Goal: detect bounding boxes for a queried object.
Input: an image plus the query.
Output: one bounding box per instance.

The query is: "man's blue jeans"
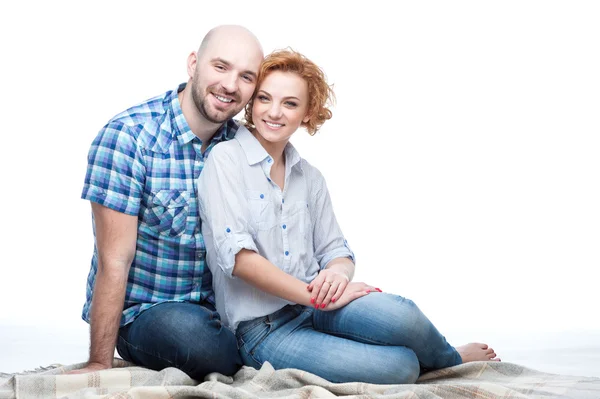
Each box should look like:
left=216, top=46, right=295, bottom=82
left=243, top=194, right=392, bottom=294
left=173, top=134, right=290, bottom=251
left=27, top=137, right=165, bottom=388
left=236, top=293, right=462, bottom=384
left=116, top=301, right=241, bottom=380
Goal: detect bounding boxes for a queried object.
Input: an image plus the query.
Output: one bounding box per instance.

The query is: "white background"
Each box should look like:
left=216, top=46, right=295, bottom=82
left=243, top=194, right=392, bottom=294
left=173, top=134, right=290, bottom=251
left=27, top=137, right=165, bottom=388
left=1, top=1, right=599, bottom=375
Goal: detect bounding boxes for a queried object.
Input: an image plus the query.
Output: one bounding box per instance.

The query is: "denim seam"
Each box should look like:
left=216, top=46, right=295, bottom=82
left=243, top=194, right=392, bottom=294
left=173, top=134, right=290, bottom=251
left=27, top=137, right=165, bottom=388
left=315, top=328, right=395, bottom=346
left=248, top=321, right=272, bottom=357
left=119, top=336, right=177, bottom=366
left=194, top=303, right=215, bottom=321
left=243, top=343, right=265, bottom=368
left=237, top=335, right=265, bottom=368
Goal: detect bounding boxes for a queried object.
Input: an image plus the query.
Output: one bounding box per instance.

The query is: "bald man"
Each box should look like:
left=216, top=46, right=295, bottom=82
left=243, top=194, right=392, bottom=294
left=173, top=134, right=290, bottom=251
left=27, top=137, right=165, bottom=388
left=73, top=25, right=264, bottom=378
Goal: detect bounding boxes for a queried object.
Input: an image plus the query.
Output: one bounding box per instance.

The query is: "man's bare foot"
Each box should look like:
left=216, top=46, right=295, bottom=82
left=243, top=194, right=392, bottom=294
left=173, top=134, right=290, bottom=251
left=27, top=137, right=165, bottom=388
left=457, top=343, right=501, bottom=363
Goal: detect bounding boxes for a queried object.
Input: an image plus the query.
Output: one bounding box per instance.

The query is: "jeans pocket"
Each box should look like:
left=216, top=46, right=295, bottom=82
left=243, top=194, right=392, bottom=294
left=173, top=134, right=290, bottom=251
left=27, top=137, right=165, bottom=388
left=144, top=190, right=190, bottom=236
left=237, top=318, right=272, bottom=363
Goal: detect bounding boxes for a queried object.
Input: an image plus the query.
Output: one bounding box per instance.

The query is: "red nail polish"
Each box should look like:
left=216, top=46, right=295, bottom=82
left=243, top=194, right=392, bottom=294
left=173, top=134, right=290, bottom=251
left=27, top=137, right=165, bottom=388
left=310, top=298, right=315, bottom=304
left=331, top=298, right=336, bottom=302
left=366, top=290, right=371, bottom=293
left=376, top=288, right=382, bottom=292
left=321, top=303, right=326, bottom=308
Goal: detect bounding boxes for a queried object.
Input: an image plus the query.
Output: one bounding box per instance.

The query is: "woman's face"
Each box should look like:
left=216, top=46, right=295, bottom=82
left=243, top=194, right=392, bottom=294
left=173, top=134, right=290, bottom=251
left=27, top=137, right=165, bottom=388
left=252, top=70, right=310, bottom=145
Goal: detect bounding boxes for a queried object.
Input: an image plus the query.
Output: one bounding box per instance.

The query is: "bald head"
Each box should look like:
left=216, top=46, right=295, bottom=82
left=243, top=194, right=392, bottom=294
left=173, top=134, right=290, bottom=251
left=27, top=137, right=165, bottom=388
left=184, top=25, right=263, bottom=129
left=198, top=25, right=263, bottom=59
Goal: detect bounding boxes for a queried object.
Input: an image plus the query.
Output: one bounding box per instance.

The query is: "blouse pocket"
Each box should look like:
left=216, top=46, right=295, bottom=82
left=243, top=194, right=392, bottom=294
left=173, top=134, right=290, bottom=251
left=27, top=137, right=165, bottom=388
left=291, top=201, right=311, bottom=241
left=245, top=189, right=278, bottom=231
left=144, top=189, right=190, bottom=237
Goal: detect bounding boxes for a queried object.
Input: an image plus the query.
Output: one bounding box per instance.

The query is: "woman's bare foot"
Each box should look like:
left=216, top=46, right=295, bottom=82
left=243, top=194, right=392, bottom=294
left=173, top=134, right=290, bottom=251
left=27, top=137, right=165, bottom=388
left=457, top=343, right=501, bottom=363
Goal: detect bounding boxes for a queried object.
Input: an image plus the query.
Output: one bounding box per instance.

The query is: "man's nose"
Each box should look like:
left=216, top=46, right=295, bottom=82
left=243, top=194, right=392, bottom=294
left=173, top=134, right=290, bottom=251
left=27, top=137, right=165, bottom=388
left=221, top=73, right=238, bottom=94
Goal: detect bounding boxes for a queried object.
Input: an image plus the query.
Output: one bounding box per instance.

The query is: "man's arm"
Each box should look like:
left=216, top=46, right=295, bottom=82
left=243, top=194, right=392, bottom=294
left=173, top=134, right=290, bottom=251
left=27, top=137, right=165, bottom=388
left=70, top=202, right=137, bottom=374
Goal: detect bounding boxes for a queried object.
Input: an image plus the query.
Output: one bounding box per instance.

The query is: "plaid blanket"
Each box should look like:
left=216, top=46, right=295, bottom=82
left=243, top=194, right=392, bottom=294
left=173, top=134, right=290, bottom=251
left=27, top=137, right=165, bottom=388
left=1, top=359, right=599, bottom=398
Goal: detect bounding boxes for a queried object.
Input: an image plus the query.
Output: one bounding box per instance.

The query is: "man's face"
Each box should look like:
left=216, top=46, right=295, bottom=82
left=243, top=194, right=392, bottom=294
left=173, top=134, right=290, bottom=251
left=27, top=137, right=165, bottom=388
left=189, top=35, right=263, bottom=124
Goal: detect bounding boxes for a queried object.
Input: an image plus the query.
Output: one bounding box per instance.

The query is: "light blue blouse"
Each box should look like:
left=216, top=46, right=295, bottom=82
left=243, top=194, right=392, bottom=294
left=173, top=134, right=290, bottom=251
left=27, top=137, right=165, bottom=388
left=197, top=126, right=354, bottom=331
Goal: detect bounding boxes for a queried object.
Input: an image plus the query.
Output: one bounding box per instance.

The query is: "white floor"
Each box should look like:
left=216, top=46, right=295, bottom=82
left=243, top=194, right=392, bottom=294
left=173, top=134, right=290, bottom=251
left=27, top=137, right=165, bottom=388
left=2, top=322, right=599, bottom=379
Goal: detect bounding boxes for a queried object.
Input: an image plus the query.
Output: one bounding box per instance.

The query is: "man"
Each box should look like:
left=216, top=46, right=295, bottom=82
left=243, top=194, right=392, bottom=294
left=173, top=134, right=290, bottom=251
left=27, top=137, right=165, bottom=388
left=71, top=25, right=264, bottom=379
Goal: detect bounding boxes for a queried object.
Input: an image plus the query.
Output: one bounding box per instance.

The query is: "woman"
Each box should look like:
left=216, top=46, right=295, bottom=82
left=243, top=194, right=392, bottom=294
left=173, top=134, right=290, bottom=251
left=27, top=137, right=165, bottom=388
left=197, top=49, right=499, bottom=384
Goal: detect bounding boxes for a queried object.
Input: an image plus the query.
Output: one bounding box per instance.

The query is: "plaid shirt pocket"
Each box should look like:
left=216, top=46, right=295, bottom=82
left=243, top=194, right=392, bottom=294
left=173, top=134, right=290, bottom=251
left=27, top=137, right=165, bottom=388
left=144, top=189, right=191, bottom=236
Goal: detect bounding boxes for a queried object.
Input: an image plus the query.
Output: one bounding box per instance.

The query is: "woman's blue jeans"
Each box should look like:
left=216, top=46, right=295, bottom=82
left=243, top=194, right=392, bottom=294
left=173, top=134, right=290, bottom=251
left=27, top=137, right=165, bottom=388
left=236, top=293, right=462, bottom=384
left=116, top=301, right=242, bottom=380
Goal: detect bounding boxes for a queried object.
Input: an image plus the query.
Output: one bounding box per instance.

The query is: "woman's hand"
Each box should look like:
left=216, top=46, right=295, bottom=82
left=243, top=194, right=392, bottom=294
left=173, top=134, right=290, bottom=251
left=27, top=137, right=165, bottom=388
left=321, top=282, right=380, bottom=311
left=307, top=268, right=350, bottom=309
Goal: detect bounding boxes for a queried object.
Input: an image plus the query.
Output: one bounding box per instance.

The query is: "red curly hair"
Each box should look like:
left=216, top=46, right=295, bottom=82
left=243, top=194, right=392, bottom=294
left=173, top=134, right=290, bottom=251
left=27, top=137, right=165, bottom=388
left=244, top=49, right=335, bottom=136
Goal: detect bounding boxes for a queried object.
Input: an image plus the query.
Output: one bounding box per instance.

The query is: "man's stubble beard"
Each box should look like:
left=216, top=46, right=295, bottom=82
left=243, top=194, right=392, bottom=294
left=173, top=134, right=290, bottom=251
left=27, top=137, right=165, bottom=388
left=191, top=81, right=242, bottom=125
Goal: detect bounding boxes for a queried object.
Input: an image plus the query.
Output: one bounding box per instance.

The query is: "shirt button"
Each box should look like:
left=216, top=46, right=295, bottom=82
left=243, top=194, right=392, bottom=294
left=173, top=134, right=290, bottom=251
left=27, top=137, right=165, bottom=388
left=267, top=178, right=271, bottom=182
left=285, top=251, right=289, bottom=256
left=196, top=251, right=205, bottom=259
left=226, top=227, right=231, bottom=233
left=282, top=224, right=286, bottom=229
left=282, top=199, right=285, bottom=204
left=260, top=194, right=265, bottom=199
left=267, top=157, right=272, bottom=163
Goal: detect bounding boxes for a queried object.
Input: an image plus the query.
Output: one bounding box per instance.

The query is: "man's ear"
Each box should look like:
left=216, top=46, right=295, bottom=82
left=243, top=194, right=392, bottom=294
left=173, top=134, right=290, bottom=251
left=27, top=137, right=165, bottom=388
left=187, top=52, right=198, bottom=79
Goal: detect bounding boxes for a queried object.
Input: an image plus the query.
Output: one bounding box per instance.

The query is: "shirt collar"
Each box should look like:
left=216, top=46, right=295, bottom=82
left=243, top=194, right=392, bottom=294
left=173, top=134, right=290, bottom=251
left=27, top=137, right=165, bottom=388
left=170, top=83, right=196, bottom=145
left=235, top=125, right=303, bottom=170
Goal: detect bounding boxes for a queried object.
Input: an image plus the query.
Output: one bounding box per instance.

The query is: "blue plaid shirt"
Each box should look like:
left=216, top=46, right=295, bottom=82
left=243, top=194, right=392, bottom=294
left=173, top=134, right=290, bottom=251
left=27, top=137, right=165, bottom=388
left=81, top=83, right=239, bottom=326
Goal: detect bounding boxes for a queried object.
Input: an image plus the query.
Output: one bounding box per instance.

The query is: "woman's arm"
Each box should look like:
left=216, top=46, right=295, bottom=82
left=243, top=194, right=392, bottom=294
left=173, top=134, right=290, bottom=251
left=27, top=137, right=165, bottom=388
left=306, top=167, right=357, bottom=308
left=234, top=249, right=372, bottom=311
left=234, top=249, right=312, bottom=306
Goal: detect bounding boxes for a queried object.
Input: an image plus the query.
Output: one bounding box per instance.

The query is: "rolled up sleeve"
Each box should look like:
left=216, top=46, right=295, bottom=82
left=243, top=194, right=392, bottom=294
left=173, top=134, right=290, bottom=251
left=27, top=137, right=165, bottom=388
left=198, top=144, right=257, bottom=278
left=81, top=122, right=145, bottom=215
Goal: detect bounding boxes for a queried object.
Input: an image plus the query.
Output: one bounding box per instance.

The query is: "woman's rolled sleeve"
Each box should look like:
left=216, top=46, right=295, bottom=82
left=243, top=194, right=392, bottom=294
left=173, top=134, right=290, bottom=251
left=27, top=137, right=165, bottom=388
left=210, top=233, right=256, bottom=277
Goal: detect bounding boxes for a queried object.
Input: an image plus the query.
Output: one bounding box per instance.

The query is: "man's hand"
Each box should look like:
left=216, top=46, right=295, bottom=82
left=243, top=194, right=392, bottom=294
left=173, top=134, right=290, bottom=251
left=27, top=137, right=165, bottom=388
left=66, top=361, right=111, bottom=375
left=82, top=203, right=137, bottom=373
